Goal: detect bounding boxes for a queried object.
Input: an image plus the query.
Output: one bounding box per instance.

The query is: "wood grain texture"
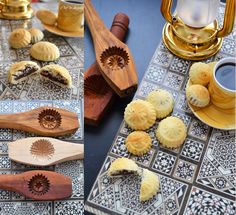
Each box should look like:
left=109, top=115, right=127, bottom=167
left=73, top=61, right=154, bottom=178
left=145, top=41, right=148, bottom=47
left=85, top=0, right=138, bottom=98
left=0, top=170, right=72, bottom=200
left=0, top=106, right=79, bottom=137
left=8, top=137, right=84, bottom=166
left=84, top=13, right=130, bottom=126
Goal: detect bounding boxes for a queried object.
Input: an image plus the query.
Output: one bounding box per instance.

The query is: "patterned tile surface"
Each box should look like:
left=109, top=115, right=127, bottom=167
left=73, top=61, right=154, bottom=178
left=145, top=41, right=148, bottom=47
left=0, top=3, right=84, bottom=100
left=86, top=4, right=236, bottom=215
left=0, top=100, right=84, bottom=214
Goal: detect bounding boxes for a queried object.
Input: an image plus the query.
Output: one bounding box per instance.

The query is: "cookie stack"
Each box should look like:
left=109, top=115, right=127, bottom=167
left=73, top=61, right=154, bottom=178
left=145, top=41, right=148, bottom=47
left=186, top=62, right=216, bottom=108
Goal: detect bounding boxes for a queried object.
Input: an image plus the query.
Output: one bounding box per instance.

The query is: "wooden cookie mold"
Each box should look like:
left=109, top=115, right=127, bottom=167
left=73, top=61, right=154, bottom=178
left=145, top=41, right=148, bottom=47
left=0, top=106, right=79, bottom=137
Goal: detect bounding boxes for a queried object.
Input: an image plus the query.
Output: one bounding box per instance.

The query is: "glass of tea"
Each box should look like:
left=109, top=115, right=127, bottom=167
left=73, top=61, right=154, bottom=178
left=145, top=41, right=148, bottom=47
left=208, top=57, right=236, bottom=110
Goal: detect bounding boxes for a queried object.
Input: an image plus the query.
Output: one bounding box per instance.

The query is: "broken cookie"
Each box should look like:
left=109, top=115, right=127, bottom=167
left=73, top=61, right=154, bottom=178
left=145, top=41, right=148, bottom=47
left=8, top=61, right=40, bottom=84
left=39, top=64, right=72, bottom=88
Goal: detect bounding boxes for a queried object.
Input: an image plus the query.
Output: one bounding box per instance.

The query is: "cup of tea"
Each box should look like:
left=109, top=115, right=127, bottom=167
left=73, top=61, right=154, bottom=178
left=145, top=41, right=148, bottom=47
left=208, top=57, right=235, bottom=111
left=57, top=0, right=84, bottom=32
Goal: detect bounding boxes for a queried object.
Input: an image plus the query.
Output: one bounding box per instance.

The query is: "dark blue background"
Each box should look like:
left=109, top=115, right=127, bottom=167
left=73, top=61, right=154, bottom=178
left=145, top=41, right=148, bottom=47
left=84, top=0, right=175, bottom=213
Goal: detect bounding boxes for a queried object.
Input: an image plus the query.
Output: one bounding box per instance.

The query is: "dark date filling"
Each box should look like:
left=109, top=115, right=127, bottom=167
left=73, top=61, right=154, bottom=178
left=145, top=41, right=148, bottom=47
left=13, top=65, right=38, bottom=80
left=41, top=70, right=68, bottom=85
left=111, top=170, right=136, bottom=176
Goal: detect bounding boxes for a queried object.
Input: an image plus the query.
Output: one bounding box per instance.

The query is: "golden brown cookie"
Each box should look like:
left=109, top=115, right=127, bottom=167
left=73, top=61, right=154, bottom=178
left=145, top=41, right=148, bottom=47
left=207, top=61, right=217, bottom=79
left=8, top=29, right=31, bottom=49
left=30, top=41, right=60, bottom=62
left=189, top=62, right=211, bottom=86
left=28, top=28, right=44, bottom=44
left=140, top=169, right=160, bottom=202
left=124, top=100, right=156, bottom=130
left=125, top=131, right=152, bottom=156
left=156, top=116, right=187, bottom=148
left=39, top=64, right=72, bottom=88
left=147, top=89, right=174, bottom=119
left=36, top=9, right=57, bottom=26
left=8, top=61, right=40, bottom=84
left=108, top=157, right=139, bottom=177
left=186, top=84, right=210, bottom=107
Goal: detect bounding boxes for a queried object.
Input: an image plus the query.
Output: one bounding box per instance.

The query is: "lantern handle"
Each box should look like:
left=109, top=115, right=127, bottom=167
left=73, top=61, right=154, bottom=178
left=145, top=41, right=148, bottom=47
left=217, top=0, right=235, bottom=38
left=161, top=0, right=173, bottom=24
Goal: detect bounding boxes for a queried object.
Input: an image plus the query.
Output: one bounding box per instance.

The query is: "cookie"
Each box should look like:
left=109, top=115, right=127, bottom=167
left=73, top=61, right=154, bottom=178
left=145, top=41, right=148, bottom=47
left=140, top=169, right=160, bottom=202
left=30, top=41, right=60, bottom=61
left=36, top=9, right=57, bottom=26
left=39, top=64, right=72, bottom=88
left=147, top=89, right=174, bottom=119
left=8, top=61, right=40, bottom=84
left=28, top=28, right=44, bottom=44
left=108, top=157, right=139, bottom=177
left=186, top=84, right=210, bottom=107
left=208, top=61, right=217, bottom=78
left=125, top=131, right=152, bottom=156
left=156, top=116, right=187, bottom=148
left=8, top=29, right=31, bottom=49
left=189, top=62, right=211, bottom=86
left=124, top=100, right=156, bottom=130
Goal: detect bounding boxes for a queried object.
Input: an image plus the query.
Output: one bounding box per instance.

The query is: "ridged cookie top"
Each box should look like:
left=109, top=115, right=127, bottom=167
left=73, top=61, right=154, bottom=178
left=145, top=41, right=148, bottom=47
left=8, top=29, right=31, bottom=49
left=125, top=131, right=152, bottom=156
left=156, top=116, right=187, bottom=148
left=140, top=169, right=160, bottom=201
left=36, top=9, right=57, bottom=26
left=28, top=28, right=44, bottom=44
left=186, top=84, right=210, bottom=107
left=108, top=157, right=139, bottom=177
left=30, top=42, right=60, bottom=61
left=147, top=89, right=174, bottom=118
left=124, top=100, right=156, bottom=130
left=189, top=62, right=211, bottom=86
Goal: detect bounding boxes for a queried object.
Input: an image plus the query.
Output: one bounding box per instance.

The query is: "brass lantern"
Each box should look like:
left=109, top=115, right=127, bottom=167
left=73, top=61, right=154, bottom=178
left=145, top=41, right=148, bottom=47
left=0, top=0, right=34, bottom=19
left=161, top=0, right=235, bottom=60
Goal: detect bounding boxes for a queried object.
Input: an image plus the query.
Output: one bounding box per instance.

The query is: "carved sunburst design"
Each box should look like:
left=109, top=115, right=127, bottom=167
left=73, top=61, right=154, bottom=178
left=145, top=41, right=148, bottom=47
left=30, top=139, right=55, bottom=160
left=100, top=46, right=129, bottom=70
left=38, top=109, right=62, bottom=130
left=28, top=174, right=50, bottom=196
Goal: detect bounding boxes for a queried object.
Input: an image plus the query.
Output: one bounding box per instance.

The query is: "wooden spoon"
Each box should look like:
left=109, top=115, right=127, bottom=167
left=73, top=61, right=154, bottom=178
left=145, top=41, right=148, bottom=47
left=0, top=106, right=79, bottom=137
left=8, top=137, right=84, bottom=166
left=85, top=0, right=138, bottom=98
left=84, top=13, right=130, bottom=126
left=0, top=170, right=72, bottom=200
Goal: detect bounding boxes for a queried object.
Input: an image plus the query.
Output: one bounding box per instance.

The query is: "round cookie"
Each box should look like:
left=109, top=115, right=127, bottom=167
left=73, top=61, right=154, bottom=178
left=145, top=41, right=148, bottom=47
left=8, top=29, right=31, bottom=49
left=147, top=89, right=174, bottom=119
left=30, top=41, right=60, bottom=62
left=124, top=99, right=156, bottom=130
left=28, top=28, right=44, bottom=44
left=186, top=84, right=210, bottom=107
left=140, top=169, right=159, bottom=202
left=189, top=62, right=211, bottom=86
left=108, top=157, right=139, bottom=177
left=125, top=131, right=152, bottom=156
left=156, top=116, right=187, bottom=148
left=36, top=9, right=57, bottom=26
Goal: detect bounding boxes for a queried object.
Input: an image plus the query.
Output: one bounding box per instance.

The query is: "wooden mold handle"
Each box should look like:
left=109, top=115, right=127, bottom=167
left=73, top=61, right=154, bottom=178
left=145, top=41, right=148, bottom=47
left=110, top=13, right=129, bottom=42
left=0, top=174, right=20, bottom=192
left=85, top=0, right=107, bottom=38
